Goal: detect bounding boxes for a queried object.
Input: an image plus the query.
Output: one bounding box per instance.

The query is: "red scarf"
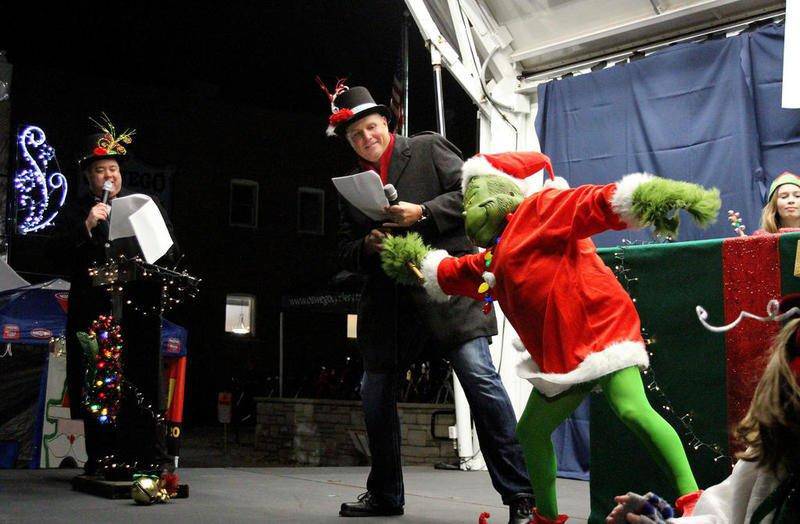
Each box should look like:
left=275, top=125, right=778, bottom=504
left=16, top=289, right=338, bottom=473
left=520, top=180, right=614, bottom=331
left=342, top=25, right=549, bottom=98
left=359, top=133, right=396, bottom=184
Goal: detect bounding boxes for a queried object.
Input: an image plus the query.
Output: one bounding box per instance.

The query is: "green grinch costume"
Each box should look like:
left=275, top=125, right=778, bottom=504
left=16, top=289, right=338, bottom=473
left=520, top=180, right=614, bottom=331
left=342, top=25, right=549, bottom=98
left=381, top=152, right=721, bottom=522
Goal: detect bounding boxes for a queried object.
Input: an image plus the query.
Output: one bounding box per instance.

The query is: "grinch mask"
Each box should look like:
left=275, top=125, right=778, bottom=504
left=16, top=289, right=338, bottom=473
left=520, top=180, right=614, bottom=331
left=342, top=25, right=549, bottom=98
left=463, top=175, right=525, bottom=247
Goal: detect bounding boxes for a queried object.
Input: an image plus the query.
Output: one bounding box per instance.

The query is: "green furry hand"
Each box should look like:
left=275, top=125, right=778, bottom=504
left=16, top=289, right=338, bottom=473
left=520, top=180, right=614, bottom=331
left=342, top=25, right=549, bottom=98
left=632, top=178, right=721, bottom=237
left=381, top=232, right=431, bottom=285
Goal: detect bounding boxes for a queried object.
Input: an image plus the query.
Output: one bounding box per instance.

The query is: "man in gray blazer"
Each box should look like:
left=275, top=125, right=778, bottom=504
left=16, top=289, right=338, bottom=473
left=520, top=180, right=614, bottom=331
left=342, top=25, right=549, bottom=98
left=325, top=82, right=533, bottom=523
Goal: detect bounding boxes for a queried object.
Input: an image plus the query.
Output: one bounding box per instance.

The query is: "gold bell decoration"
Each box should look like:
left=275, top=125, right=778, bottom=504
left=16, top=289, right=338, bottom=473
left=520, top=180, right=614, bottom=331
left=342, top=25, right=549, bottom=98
left=131, top=475, right=170, bottom=505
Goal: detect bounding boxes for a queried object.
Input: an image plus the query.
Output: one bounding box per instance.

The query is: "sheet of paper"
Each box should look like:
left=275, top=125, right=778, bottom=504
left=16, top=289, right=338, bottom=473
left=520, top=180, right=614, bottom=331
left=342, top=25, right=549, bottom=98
left=332, top=170, right=390, bottom=221
left=109, top=194, right=151, bottom=240
left=129, top=199, right=174, bottom=264
left=109, top=193, right=174, bottom=264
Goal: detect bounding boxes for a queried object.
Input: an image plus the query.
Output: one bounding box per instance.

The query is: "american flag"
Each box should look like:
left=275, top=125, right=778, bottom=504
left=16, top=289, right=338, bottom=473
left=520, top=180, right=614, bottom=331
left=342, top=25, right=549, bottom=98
left=389, top=54, right=405, bottom=135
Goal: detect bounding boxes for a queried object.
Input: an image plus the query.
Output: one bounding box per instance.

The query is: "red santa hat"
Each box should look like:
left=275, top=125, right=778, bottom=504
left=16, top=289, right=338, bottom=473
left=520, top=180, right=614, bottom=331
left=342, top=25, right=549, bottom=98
left=461, top=151, right=568, bottom=195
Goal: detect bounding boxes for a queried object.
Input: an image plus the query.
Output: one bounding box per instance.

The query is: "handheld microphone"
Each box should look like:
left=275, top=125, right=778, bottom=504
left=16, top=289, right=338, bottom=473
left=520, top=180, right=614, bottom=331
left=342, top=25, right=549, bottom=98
left=101, top=180, right=114, bottom=205
left=383, top=184, right=399, bottom=206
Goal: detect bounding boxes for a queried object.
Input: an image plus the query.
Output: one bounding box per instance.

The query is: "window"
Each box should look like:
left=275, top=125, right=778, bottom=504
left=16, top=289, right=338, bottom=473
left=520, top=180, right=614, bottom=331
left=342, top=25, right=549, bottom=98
left=347, top=314, right=358, bottom=339
left=225, top=294, right=255, bottom=336
left=297, top=187, right=324, bottom=235
left=229, top=179, right=258, bottom=228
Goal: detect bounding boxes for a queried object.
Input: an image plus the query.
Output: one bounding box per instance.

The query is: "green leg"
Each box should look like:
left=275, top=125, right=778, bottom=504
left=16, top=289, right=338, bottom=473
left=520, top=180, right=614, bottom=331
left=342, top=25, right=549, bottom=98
left=599, top=366, right=698, bottom=495
left=516, top=381, right=594, bottom=519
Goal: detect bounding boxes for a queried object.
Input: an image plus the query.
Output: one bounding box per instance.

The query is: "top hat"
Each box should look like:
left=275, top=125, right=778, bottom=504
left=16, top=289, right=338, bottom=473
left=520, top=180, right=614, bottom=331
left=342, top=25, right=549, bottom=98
left=316, top=78, right=391, bottom=137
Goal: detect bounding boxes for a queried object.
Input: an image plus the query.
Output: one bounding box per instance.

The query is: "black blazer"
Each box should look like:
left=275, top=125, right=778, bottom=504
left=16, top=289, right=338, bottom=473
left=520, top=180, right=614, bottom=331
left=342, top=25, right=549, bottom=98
left=336, top=132, right=497, bottom=372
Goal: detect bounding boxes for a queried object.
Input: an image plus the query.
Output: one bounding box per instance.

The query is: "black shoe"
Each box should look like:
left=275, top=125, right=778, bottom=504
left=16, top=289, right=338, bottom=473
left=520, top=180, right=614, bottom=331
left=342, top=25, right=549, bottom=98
left=508, top=493, right=535, bottom=524
left=339, top=492, right=404, bottom=517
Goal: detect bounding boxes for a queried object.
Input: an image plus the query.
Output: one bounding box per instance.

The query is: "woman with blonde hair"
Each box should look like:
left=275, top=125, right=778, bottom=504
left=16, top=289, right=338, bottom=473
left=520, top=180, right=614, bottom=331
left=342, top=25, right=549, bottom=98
left=607, top=293, right=800, bottom=523
left=756, top=172, right=800, bottom=234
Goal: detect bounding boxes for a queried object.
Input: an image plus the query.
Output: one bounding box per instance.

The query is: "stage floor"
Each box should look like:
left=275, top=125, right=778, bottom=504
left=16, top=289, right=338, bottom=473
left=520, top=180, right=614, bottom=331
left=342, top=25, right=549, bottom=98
left=0, top=467, right=589, bottom=523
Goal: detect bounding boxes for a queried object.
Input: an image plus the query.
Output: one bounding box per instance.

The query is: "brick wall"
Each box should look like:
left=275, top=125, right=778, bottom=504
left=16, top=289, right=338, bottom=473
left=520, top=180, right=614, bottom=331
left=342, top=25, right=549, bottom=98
left=254, top=398, right=458, bottom=467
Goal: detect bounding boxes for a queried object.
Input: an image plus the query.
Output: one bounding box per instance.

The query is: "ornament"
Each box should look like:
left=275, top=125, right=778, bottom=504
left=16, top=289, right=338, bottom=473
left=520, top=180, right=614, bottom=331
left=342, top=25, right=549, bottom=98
left=131, top=475, right=169, bottom=505
left=727, top=209, right=746, bottom=237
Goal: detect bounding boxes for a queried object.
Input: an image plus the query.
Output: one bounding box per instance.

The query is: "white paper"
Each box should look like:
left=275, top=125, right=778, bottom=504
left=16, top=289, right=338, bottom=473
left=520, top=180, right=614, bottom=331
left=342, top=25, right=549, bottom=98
left=109, top=194, right=174, bottom=264
left=332, top=170, right=390, bottom=221
left=784, top=0, right=800, bottom=108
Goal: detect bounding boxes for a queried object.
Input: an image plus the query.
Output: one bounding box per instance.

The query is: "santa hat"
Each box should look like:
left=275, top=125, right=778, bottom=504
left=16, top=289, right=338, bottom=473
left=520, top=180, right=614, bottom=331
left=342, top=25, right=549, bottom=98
left=461, top=151, right=568, bottom=195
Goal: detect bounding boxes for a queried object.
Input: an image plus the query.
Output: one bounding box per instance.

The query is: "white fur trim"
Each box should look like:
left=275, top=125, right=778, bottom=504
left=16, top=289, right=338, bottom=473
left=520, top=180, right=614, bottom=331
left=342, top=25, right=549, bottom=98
left=544, top=176, right=570, bottom=190
left=610, top=173, right=655, bottom=227
left=461, top=156, right=526, bottom=194
left=421, top=250, right=452, bottom=303
left=515, top=340, right=649, bottom=397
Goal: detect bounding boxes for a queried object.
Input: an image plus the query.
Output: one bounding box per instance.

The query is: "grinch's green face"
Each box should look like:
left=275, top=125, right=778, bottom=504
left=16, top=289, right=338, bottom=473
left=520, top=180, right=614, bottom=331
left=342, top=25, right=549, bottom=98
left=463, top=175, right=524, bottom=247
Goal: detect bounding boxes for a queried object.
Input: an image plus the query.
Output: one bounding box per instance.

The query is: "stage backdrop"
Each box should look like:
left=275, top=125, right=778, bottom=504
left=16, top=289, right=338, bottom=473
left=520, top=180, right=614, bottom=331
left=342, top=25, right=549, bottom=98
left=588, top=231, right=800, bottom=521
left=536, top=22, right=800, bottom=248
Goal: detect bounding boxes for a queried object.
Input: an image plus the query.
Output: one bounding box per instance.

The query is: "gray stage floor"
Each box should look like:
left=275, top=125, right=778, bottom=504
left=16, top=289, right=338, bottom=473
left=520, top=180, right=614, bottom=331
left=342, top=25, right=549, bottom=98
left=0, top=467, right=589, bottom=523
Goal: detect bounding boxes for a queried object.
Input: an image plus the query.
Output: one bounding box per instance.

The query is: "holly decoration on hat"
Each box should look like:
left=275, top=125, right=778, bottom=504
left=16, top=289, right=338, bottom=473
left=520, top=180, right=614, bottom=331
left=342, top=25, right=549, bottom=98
left=89, top=113, right=135, bottom=157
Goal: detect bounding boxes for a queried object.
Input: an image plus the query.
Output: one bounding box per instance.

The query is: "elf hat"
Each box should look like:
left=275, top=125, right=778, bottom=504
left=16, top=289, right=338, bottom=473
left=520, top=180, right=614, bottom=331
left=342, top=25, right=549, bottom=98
left=78, top=114, right=135, bottom=170
left=461, top=151, right=567, bottom=195
left=316, top=77, right=391, bottom=137
left=768, top=172, right=800, bottom=201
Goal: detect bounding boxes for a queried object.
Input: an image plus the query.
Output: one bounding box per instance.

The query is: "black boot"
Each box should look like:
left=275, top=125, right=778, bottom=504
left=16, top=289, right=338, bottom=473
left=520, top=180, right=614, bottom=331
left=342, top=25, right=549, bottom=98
left=508, top=493, right=535, bottom=524
left=339, top=492, right=404, bottom=517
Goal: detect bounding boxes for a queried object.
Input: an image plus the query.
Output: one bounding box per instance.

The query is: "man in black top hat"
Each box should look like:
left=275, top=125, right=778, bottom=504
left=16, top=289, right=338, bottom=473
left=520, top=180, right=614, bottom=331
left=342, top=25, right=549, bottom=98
left=322, top=81, right=534, bottom=523
left=51, top=117, right=179, bottom=478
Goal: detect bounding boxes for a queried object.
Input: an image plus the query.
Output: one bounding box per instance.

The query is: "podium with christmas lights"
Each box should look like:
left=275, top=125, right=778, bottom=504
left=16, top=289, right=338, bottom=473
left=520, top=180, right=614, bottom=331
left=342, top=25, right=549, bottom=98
left=588, top=231, right=800, bottom=521
left=72, top=256, right=198, bottom=499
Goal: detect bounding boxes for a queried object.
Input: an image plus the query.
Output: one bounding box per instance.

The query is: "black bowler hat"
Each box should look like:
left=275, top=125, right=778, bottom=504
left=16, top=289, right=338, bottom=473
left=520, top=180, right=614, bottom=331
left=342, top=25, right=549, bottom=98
left=316, top=77, right=391, bottom=137
left=77, top=114, right=135, bottom=170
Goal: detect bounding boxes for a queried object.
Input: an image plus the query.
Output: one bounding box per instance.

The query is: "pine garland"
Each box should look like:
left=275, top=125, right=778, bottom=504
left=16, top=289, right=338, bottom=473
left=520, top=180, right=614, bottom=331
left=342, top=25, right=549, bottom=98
left=78, top=315, right=124, bottom=425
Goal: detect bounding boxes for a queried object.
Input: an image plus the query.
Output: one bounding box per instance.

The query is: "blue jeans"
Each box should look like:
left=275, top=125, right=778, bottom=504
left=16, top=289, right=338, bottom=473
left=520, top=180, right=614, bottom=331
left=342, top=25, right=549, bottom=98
left=360, top=336, right=532, bottom=507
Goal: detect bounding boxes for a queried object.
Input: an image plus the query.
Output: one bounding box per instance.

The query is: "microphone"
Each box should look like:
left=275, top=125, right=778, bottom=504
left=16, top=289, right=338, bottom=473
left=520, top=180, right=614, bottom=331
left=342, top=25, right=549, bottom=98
left=101, top=180, right=114, bottom=205
left=384, top=184, right=399, bottom=206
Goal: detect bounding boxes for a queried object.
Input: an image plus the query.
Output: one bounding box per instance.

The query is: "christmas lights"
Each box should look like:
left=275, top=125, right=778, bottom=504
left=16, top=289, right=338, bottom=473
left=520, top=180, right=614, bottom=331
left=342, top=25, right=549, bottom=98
left=612, top=240, right=731, bottom=465
left=14, top=125, right=68, bottom=234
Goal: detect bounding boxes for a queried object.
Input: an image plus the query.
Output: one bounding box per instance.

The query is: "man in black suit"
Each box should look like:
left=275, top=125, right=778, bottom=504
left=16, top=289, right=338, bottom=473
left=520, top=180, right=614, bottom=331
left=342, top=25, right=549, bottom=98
left=52, top=123, right=179, bottom=478
left=328, top=84, right=534, bottom=523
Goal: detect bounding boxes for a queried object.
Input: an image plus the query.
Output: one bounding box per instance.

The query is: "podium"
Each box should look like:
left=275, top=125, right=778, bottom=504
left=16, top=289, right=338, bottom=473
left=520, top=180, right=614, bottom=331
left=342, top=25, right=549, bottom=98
left=73, top=256, right=198, bottom=499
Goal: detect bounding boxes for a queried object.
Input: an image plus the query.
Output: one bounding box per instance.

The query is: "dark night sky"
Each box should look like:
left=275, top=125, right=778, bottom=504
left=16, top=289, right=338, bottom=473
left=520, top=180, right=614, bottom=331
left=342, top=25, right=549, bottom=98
left=3, top=1, right=476, bottom=148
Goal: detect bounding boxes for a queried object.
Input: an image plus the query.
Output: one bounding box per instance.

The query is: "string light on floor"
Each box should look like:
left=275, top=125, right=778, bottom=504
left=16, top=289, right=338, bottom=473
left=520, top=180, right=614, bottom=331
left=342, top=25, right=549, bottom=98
left=613, top=240, right=732, bottom=465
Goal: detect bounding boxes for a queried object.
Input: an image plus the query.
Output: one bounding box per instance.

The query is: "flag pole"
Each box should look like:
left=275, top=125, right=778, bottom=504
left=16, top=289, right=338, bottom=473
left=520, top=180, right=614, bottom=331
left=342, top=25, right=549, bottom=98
left=401, top=10, right=410, bottom=136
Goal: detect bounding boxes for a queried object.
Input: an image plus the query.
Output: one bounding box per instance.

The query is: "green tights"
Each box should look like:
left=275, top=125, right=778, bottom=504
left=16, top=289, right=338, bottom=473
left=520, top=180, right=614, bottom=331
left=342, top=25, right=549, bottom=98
left=515, top=366, right=698, bottom=518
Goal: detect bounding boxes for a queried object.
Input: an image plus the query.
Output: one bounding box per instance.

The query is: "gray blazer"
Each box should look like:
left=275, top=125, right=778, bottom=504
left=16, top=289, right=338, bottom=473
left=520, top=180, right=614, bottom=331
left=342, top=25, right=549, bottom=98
left=336, top=132, right=497, bottom=372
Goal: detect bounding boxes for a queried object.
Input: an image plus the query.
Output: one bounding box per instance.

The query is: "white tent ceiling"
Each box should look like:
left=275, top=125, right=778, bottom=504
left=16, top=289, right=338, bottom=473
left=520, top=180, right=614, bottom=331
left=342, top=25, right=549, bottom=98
left=411, top=0, right=785, bottom=95
left=486, top=0, right=783, bottom=75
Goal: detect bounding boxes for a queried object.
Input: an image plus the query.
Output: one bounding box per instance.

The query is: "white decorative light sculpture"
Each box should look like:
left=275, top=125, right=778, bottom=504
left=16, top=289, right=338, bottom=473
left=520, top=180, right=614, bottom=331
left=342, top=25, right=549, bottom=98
left=15, top=125, right=68, bottom=234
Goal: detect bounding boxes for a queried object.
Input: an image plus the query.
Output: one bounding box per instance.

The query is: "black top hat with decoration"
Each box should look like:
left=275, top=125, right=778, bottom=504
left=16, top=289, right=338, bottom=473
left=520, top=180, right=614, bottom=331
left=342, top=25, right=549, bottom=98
left=77, top=113, right=136, bottom=170
left=316, top=77, right=391, bottom=137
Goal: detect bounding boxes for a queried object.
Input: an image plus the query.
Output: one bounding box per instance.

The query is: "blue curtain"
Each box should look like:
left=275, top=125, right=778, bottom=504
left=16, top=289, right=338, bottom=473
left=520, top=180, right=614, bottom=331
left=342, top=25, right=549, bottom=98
left=536, top=23, right=799, bottom=247
left=746, top=24, right=800, bottom=191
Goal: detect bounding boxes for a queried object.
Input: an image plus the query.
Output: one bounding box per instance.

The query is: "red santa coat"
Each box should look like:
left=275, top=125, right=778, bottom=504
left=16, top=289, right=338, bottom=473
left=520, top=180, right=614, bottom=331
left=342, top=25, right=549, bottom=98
left=422, top=180, right=650, bottom=397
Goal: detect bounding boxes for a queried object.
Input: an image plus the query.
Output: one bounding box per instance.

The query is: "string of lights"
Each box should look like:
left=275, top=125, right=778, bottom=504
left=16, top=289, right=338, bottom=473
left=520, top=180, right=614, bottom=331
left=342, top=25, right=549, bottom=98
left=612, top=240, right=732, bottom=465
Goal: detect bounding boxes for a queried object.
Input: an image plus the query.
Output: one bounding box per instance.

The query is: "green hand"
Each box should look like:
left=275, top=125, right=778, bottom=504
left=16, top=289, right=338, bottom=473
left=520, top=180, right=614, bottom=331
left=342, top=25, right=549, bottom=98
left=381, top=232, right=431, bottom=285
left=632, top=178, right=721, bottom=237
